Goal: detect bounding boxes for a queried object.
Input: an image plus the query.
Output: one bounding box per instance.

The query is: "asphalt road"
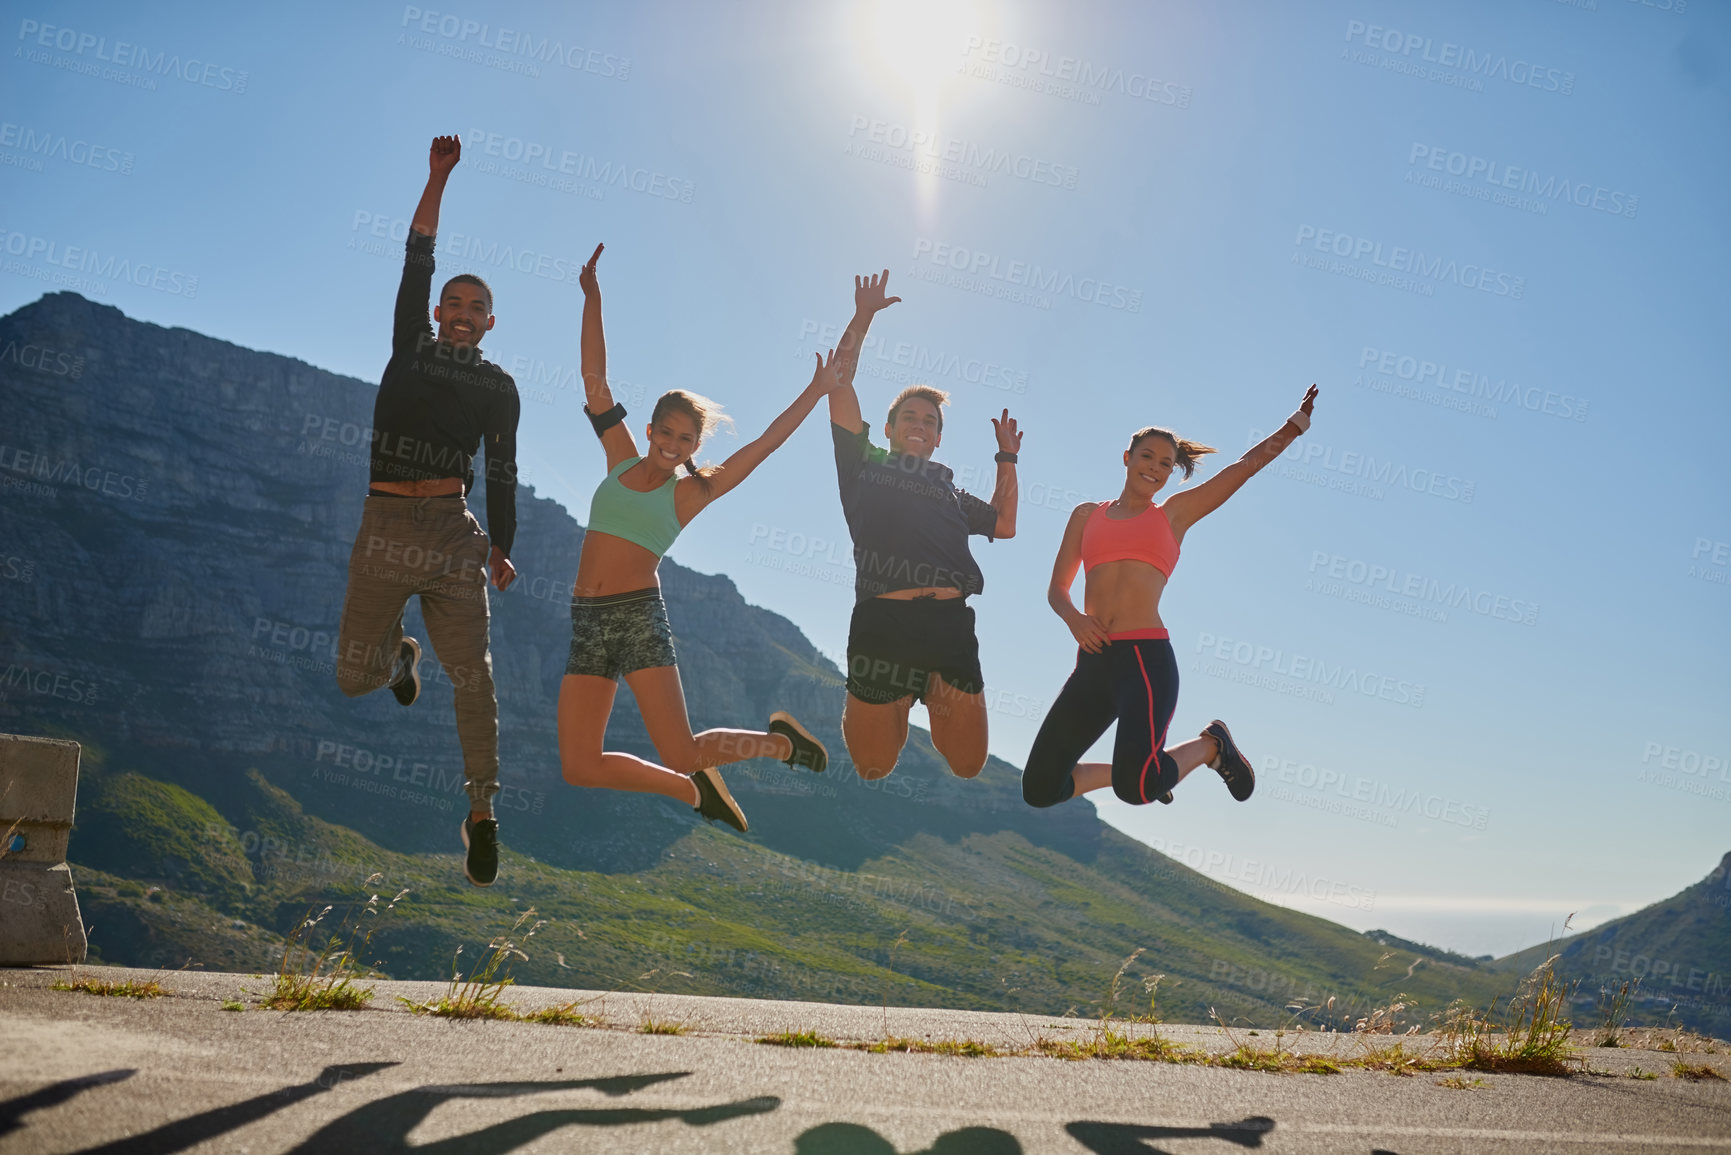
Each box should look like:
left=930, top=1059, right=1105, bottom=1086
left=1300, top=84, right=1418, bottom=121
left=2, top=966, right=1728, bottom=1154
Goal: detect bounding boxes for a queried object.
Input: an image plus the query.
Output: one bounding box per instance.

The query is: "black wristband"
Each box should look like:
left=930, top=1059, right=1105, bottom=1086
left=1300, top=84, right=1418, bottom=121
left=585, top=402, right=626, bottom=436
left=995, top=451, right=1018, bottom=464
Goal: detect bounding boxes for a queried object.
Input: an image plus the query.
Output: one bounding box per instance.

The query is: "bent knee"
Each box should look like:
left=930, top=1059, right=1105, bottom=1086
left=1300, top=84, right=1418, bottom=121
left=855, top=763, right=896, bottom=781
left=335, top=672, right=373, bottom=699
left=561, top=758, right=605, bottom=788
left=946, top=755, right=986, bottom=780
left=1022, top=780, right=1063, bottom=808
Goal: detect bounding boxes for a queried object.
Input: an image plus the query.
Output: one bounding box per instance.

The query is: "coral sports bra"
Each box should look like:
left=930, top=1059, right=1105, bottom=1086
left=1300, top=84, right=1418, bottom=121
left=1080, top=501, right=1180, bottom=577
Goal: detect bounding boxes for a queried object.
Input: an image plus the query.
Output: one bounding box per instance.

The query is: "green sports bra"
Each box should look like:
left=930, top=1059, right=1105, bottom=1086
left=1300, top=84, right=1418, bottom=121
left=587, top=457, right=683, bottom=557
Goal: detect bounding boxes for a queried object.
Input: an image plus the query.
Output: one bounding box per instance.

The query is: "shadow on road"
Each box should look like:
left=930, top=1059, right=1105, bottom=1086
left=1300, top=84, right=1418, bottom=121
left=284, top=1072, right=779, bottom=1153
left=0, top=1069, right=135, bottom=1138
left=1066, top=1115, right=1277, bottom=1152
left=794, top=1122, right=1023, bottom=1153
left=70, top=1063, right=398, bottom=1154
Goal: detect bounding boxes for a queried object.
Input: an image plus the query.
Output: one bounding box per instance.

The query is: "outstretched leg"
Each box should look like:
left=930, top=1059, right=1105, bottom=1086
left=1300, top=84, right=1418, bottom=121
left=623, top=664, right=792, bottom=771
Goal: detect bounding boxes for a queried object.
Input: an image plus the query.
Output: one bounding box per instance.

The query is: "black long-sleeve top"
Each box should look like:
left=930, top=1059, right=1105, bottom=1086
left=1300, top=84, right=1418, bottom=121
left=369, top=230, right=520, bottom=557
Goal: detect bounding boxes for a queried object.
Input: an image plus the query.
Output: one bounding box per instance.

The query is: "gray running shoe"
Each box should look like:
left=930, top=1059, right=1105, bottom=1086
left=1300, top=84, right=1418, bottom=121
left=461, top=816, right=498, bottom=887
left=390, top=637, right=422, bottom=707
left=766, top=711, right=827, bottom=773
left=692, top=767, right=748, bottom=832
left=1203, top=719, right=1255, bottom=801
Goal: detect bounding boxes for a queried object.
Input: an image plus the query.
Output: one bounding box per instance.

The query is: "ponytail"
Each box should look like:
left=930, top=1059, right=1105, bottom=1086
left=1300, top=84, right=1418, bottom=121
left=1128, top=426, right=1217, bottom=480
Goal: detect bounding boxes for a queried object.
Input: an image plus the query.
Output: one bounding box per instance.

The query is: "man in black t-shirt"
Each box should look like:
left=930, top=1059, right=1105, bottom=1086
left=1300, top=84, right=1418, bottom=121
left=333, top=135, right=519, bottom=887
left=827, top=270, right=1023, bottom=783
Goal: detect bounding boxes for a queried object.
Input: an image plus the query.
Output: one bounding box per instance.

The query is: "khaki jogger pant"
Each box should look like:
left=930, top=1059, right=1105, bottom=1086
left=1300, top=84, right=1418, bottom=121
left=334, top=494, right=500, bottom=817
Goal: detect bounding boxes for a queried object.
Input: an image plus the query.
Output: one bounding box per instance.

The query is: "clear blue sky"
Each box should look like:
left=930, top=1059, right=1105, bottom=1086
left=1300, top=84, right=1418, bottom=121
left=5, top=0, right=1727, bottom=956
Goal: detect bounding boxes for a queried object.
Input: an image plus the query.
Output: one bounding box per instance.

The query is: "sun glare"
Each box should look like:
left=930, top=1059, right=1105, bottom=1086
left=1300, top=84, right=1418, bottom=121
left=866, top=0, right=980, bottom=218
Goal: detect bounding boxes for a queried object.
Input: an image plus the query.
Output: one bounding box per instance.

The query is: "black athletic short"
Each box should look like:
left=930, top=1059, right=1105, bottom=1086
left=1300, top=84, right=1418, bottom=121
left=845, top=595, right=983, bottom=705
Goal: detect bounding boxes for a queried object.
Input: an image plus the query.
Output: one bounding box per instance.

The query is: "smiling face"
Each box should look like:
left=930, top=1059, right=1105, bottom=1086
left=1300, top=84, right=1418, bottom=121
left=644, top=409, right=701, bottom=473
left=1123, top=432, right=1178, bottom=498
left=432, top=278, right=494, bottom=349
left=886, top=397, right=943, bottom=458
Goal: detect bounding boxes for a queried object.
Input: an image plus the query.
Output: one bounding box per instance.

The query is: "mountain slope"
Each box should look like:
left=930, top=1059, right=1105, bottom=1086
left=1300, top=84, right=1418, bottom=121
left=3, top=292, right=1708, bottom=1033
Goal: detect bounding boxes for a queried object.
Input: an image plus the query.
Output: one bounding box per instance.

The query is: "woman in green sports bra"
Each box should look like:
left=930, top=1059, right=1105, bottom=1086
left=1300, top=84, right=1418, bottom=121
left=559, top=243, right=835, bottom=834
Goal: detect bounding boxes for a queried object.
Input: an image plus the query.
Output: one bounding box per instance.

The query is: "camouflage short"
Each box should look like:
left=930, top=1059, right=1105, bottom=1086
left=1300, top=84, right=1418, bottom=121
left=566, top=588, right=677, bottom=681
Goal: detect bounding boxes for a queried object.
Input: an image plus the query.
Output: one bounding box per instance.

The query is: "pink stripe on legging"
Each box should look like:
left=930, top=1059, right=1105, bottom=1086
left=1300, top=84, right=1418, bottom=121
left=1132, top=646, right=1173, bottom=804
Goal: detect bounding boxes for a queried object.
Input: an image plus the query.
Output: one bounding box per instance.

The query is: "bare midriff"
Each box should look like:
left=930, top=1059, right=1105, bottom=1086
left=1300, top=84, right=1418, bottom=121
left=1083, top=559, right=1169, bottom=634
left=573, top=532, right=663, bottom=598
left=875, top=586, right=964, bottom=601
left=372, top=478, right=464, bottom=497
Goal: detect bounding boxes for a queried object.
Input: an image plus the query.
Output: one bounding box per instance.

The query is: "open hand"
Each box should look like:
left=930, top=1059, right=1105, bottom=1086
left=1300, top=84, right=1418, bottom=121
left=1068, top=612, right=1110, bottom=654
left=429, top=134, right=461, bottom=176
left=490, top=546, right=517, bottom=591
left=579, top=243, right=604, bottom=296
left=854, top=269, right=902, bottom=317
left=808, top=348, right=839, bottom=395
left=991, top=409, right=1023, bottom=455
left=1299, top=384, right=1319, bottom=416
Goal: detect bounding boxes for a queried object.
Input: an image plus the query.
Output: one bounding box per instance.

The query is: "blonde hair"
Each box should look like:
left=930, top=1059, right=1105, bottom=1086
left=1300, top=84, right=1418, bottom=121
left=886, top=385, right=950, bottom=432
left=1128, top=426, right=1217, bottom=480
left=651, top=389, right=733, bottom=489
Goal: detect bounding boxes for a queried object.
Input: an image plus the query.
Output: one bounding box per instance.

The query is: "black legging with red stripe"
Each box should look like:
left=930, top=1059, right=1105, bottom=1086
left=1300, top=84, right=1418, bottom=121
left=1022, top=635, right=1179, bottom=807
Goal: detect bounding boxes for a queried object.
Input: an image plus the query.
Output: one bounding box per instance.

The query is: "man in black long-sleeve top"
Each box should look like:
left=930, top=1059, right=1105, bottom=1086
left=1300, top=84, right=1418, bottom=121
left=334, top=135, right=519, bottom=887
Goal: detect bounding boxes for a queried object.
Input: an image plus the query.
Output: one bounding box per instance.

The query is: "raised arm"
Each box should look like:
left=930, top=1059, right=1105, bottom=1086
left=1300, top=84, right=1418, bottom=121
left=578, top=244, right=637, bottom=470
left=1049, top=504, right=1109, bottom=653
left=1166, top=386, right=1318, bottom=535
left=393, top=136, right=460, bottom=356
left=411, top=135, right=459, bottom=237
left=987, top=408, right=1022, bottom=539
left=826, top=270, right=901, bottom=434
left=682, top=351, right=839, bottom=517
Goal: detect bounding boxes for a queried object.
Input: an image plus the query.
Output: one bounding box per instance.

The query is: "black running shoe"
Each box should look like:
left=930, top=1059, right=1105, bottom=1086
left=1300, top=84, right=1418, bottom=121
left=390, top=637, right=422, bottom=707
left=691, top=767, right=748, bottom=833
left=1204, top=719, right=1255, bottom=801
left=1156, top=790, right=1175, bottom=805
left=766, top=711, right=827, bottom=773
left=461, top=817, right=498, bottom=886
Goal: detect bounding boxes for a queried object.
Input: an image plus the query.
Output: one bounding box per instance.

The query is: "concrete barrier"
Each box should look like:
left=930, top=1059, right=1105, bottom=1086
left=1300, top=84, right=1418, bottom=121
left=0, top=734, right=88, bottom=965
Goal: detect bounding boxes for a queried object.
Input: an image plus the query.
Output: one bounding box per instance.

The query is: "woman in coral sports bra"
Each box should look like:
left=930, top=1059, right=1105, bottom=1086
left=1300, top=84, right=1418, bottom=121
left=558, top=244, right=835, bottom=835
left=1021, top=386, right=1318, bottom=811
